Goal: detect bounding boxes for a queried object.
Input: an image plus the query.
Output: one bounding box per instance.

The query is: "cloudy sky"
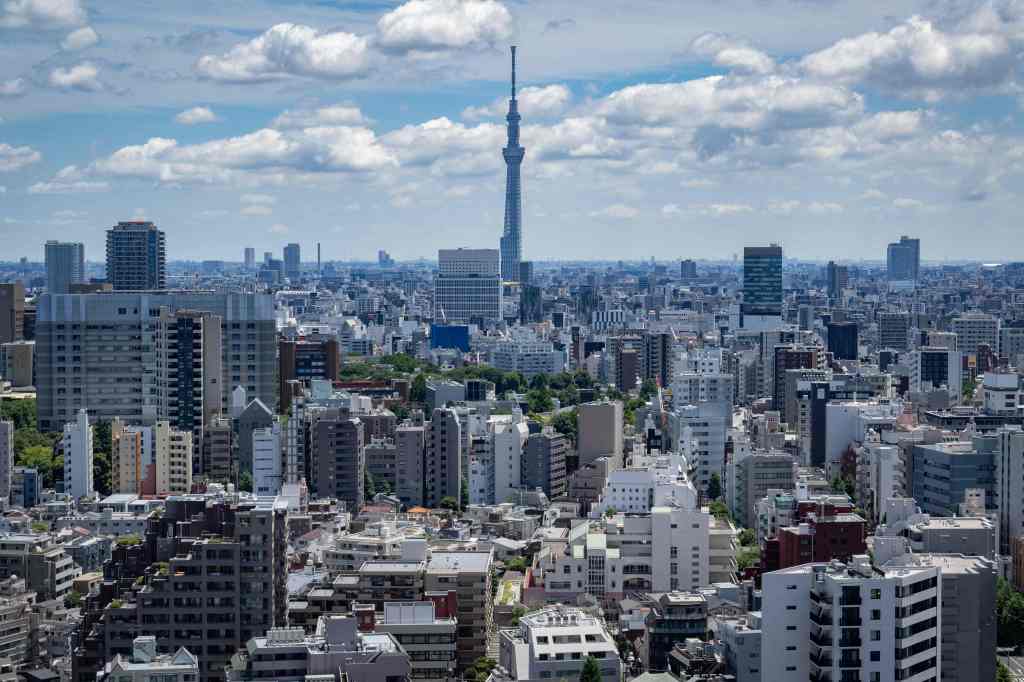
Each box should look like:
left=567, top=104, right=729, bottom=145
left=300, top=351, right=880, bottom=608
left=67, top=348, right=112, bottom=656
left=2, top=0, right=1024, bottom=263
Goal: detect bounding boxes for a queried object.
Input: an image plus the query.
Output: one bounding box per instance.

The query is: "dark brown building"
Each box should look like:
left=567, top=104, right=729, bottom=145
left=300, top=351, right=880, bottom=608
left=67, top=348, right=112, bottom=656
left=0, top=282, right=24, bottom=344
left=278, top=337, right=340, bottom=411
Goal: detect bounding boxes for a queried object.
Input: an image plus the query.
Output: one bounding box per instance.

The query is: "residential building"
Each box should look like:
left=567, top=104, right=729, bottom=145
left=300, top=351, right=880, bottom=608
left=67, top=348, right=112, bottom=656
left=433, top=249, right=502, bottom=323
left=886, top=235, right=920, bottom=282
left=11, top=467, right=38, bottom=508
left=312, top=417, right=364, bottom=510
left=35, top=291, right=275, bottom=432
left=105, top=221, right=166, bottom=290
left=111, top=419, right=193, bottom=496
left=423, top=408, right=461, bottom=509
left=490, top=336, right=565, bottom=378
left=0, top=283, right=24, bottom=344
left=202, top=416, right=234, bottom=483
left=283, top=243, right=301, bottom=281
left=62, top=408, right=94, bottom=500
left=993, top=426, right=1024, bottom=554
left=910, top=435, right=996, bottom=517
left=521, top=428, right=568, bottom=498
left=0, top=341, right=33, bottom=388
left=714, top=613, right=762, bottom=682
left=278, top=338, right=340, bottom=412
left=395, top=423, right=426, bottom=507
left=825, top=261, right=847, bottom=301
left=577, top=401, right=623, bottom=467
left=225, top=617, right=410, bottom=682
left=672, top=401, right=729, bottom=494
left=365, top=600, right=457, bottom=682
left=365, top=436, right=397, bottom=494
left=26, top=544, right=80, bottom=600
left=493, top=606, right=622, bottom=682
left=252, top=423, right=283, bottom=497
left=96, top=637, right=198, bottom=682
left=727, top=450, right=796, bottom=528
left=423, top=551, right=492, bottom=670
left=643, top=592, right=708, bottom=671
left=854, top=434, right=905, bottom=524
left=236, top=398, right=274, bottom=476
left=44, top=241, right=86, bottom=294
left=762, top=557, right=939, bottom=682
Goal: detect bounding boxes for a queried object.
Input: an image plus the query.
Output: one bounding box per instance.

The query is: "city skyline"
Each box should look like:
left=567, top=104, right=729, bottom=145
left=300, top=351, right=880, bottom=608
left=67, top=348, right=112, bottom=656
left=3, top=0, right=1024, bottom=262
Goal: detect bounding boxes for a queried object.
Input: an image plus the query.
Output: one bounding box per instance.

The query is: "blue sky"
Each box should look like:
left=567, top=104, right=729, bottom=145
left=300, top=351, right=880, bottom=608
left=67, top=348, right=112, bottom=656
left=3, top=0, right=1024, bottom=263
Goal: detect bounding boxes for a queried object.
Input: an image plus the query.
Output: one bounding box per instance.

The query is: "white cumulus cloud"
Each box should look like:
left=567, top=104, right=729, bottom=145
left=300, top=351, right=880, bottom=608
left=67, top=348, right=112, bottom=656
left=0, top=0, right=85, bottom=28
left=0, top=142, right=41, bottom=171
left=175, top=107, right=220, bottom=125
left=463, top=84, right=572, bottom=120
left=0, top=79, right=26, bottom=97
left=691, top=32, right=775, bottom=74
left=49, top=62, right=101, bottom=91
left=61, top=25, right=98, bottom=50
left=590, top=204, right=639, bottom=219
left=271, top=105, right=367, bottom=128
left=376, top=0, right=512, bottom=53
left=196, top=23, right=371, bottom=82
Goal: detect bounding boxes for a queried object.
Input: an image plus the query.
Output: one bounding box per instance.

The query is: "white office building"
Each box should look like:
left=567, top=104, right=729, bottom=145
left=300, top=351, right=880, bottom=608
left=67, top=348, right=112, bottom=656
left=490, top=336, right=566, bottom=378
left=529, top=507, right=736, bottom=603
left=590, top=453, right=698, bottom=515
left=670, top=402, right=729, bottom=493
left=907, top=347, right=962, bottom=403
left=62, top=408, right=94, bottom=500
left=854, top=432, right=905, bottom=525
left=493, top=606, right=622, bottom=682
left=762, top=557, right=941, bottom=682
left=468, top=415, right=529, bottom=505
left=823, top=400, right=902, bottom=477
left=951, top=312, right=999, bottom=355
left=670, top=373, right=735, bottom=408
left=252, top=423, right=283, bottom=497
left=433, top=248, right=502, bottom=323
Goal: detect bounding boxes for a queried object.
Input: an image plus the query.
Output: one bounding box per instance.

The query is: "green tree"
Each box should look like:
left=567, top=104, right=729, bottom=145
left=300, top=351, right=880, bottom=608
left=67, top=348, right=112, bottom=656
left=364, top=470, right=377, bottom=498
left=997, top=577, right=1024, bottom=648
left=551, top=409, right=578, bottom=446
left=737, top=545, right=761, bottom=571
left=738, top=528, right=756, bottom=546
left=439, top=496, right=459, bottom=512
left=998, top=662, right=1012, bottom=682
left=639, top=379, right=658, bottom=401
left=0, top=398, right=36, bottom=430
left=93, top=450, right=112, bottom=497
left=579, top=656, right=602, bottom=682
left=707, top=472, right=723, bottom=501
left=526, top=388, right=554, bottom=414
left=410, top=374, right=427, bottom=403
left=505, top=557, right=527, bottom=573
left=239, top=470, right=253, bottom=493
left=708, top=500, right=731, bottom=521
left=19, top=445, right=59, bottom=487
left=468, top=657, right=496, bottom=682
left=529, top=373, right=549, bottom=391
left=510, top=605, right=527, bottom=626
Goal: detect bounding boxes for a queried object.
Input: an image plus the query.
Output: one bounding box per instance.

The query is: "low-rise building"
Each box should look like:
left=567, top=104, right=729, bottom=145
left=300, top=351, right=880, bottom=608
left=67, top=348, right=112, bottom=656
left=492, top=606, right=622, bottom=682
left=97, top=636, right=199, bottom=682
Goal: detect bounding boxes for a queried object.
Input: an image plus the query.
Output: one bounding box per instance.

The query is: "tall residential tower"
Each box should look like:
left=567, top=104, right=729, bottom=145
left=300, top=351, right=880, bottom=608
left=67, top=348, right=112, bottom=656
left=500, top=46, right=524, bottom=282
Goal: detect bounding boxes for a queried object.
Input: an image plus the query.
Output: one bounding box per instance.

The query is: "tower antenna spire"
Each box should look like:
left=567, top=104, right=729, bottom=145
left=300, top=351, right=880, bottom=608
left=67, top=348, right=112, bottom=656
left=511, top=45, right=517, bottom=99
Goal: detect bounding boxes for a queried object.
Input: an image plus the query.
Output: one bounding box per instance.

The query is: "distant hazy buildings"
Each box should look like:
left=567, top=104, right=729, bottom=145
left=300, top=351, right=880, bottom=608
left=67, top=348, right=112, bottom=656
left=886, top=235, right=920, bottom=282
left=284, top=243, right=301, bottom=281
left=45, top=241, right=86, bottom=294
left=244, top=247, right=255, bottom=270
left=106, top=221, right=166, bottom=290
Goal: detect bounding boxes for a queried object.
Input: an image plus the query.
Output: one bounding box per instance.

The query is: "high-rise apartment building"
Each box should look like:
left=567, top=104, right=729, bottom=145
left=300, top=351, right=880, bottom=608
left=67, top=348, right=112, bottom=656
left=202, top=415, right=234, bottom=483
left=396, top=423, right=426, bottom=507
left=0, top=282, right=24, bottom=344
left=577, top=401, right=624, bottom=467
left=283, top=243, right=300, bottom=281
left=111, top=419, right=193, bottom=495
left=522, top=427, right=568, bottom=498
left=741, top=245, right=783, bottom=331
left=312, top=417, right=365, bottom=510
left=252, top=423, right=283, bottom=497
left=45, top=241, right=86, bottom=294
left=62, top=408, right=94, bottom=500
left=433, top=248, right=502, bottom=323
left=243, top=247, right=255, bottom=270
left=499, top=46, right=524, bottom=282
left=105, top=221, right=166, bottom=290
left=762, top=558, right=940, bottom=682
left=825, top=260, right=848, bottom=300
left=35, top=291, right=274, bottom=431
left=680, top=259, right=697, bottom=281
left=886, top=235, right=920, bottom=282
left=424, top=408, right=461, bottom=508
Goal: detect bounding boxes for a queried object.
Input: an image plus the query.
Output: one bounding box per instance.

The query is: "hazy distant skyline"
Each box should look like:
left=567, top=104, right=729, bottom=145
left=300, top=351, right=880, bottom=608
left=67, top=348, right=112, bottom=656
left=3, top=0, right=1024, bottom=262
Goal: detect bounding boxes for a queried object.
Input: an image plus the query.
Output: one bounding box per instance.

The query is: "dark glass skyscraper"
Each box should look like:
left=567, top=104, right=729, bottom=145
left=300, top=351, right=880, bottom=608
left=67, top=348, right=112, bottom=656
left=500, top=46, right=524, bottom=282
left=741, top=244, right=783, bottom=327
left=887, top=235, right=920, bottom=281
